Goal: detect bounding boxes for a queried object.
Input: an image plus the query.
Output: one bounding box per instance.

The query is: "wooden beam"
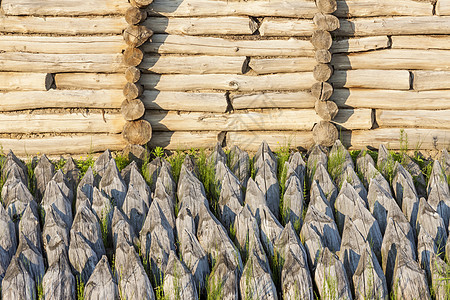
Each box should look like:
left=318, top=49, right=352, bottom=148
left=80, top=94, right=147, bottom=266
left=259, top=18, right=315, bottom=36
left=329, top=70, right=411, bottom=90
left=333, top=109, right=373, bottom=130
left=226, top=131, right=315, bottom=151
left=230, top=92, right=315, bottom=110
left=335, top=0, right=432, bottom=17
left=143, top=34, right=315, bottom=57
left=0, top=72, right=52, bottom=91
left=437, top=0, right=450, bottom=16
left=413, top=71, right=450, bottom=91
left=248, top=57, right=315, bottom=74
left=141, top=91, right=228, bottom=112
left=332, top=49, right=450, bottom=71
left=0, top=135, right=126, bottom=156
left=54, top=73, right=126, bottom=90
left=331, top=36, right=390, bottom=53
left=0, top=90, right=123, bottom=111
left=376, top=110, right=450, bottom=129
left=391, top=35, right=450, bottom=50
left=331, top=89, right=450, bottom=110
left=149, top=131, right=221, bottom=150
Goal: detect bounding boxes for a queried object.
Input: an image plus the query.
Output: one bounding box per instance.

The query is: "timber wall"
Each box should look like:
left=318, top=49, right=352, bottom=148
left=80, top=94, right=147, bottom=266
left=0, top=0, right=450, bottom=154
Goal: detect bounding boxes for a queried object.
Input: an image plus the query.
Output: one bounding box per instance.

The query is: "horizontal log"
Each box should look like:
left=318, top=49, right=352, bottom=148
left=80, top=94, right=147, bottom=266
left=140, top=73, right=316, bottom=92
left=0, top=90, right=123, bottom=111
left=437, top=0, right=450, bottom=16
left=141, top=91, right=228, bottom=112
left=143, top=17, right=258, bottom=35
left=331, top=89, right=450, bottom=110
left=336, top=16, right=450, bottom=36
left=0, top=113, right=125, bottom=134
left=248, top=57, right=315, bottom=74
left=329, top=70, right=410, bottom=90
left=147, top=0, right=318, bottom=17
left=376, top=110, right=450, bottom=129
left=1, top=0, right=129, bottom=16
left=331, top=36, right=390, bottom=53
left=145, top=111, right=228, bottom=131
left=230, top=92, right=315, bottom=109
left=335, top=0, right=432, bottom=17
left=0, top=35, right=126, bottom=54
left=332, top=49, right=450, bottom=71
left=0, top=16, right=127, bottom=35
left=226, top=131, right=315, bottom=151
left=0, top=52, right=126, bottom=73
left=332, top=108, right=373, bottom=130
left=0, top=72, right=52, bottom=91
left=140, top=56, right=247, bottom=74
left=149, top=131, right=221, bottom=150
left=54, top=73, right=126, bottom=90
left=259, top=18, right=315, bottom=36
left=143, top=34, right=315, bottom=57
left=341, top=128, right=450, bottom=150
left=413, top=71, right=450, bottom=91
left=0, top=135, right=126, bottom=156
left=391, top=35, right=450, bottom=50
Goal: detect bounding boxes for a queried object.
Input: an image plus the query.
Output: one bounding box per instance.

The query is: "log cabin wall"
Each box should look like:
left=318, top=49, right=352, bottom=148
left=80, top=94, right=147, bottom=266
left=0, top=0, right=449, bottom=155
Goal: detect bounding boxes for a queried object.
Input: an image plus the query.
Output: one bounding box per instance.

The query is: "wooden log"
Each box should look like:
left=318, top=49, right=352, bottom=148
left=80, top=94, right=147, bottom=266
left=0, top=35, right=126, bottom=54
left=149, top=131, right=220, bottom=150
left=121, top=99, right=146, bottom=121
left=147, top=0, right=318, bottom=18
left=315, top=50, right=332, bottom=63
left=315, top=100, right=338, bottom=121
left=123, top=83, right=144, bottom=100
left=391, top=35, right=450, bottom=50
left=340, top=128, right=450, bottom=150
left=140, top=56, right=247, bottom=74
left=376, top=110, right=450, bottom=129
left=332, top=108, right=373, bottom=130
left=259, top=18, right=315, bottom=37
left=144, top=111, right=229, bottom=131
left=248, top=57, right=315, bottom=74
left=143, top=17, right=258, bottom=35
left=0, top=90, right=124, bottom=111
left=141, top=91, right=228, bottom=112
left=123, top=48, right=144, bottom=66
left=139, top=73, right=316, bottom=92
left=329, top=70, right=411, bottom=90
left=0, top=113, right=125, bottom=134
left=122, top=120, right=152, bottom=145
left=226, top=131, right=315, bottom=151
left=313, top=13, right=340, bottom=31
left=123, top=25, right=153, bottom=48
left=413, top=71, right=450, bottom=91
left=125, top=66, right=141, bottom=83
left=331, top=89, right=450, bottom=110
left=311, top=82, right=334, bottom=100
left=0, top=16, right=127, bottom=35
left=230, top=92, right=315, bottom=109
left=144, top=34, right=315, bottom=57
left=130, top=0, right=154, bottom=8
left=312, top=121, right=338, bottom=147
left=313, top=64, right=333, bottom=81
left=1, top=0, right=130, bottom=16
left=316, top=0, right=337, bottom=14
left=437, top=0, right=450, bottom=16
left=0, top=135, right=127, bottom=156
left=336, top=16, right=450, bottom=37
left=126, top=7, right=148, bottom=25
left=335, top=0, right=432, bottom=18
left=331, top=36, right=390, bottom=53
left=332, top=49, right=450, bottom=71
left=0, top=52, right=126, bottom=73
left=0, top=72, right=52, bottom=91
left=54, top=73, right=126, bottom=90
left=311, top=30, right=333, bottom=50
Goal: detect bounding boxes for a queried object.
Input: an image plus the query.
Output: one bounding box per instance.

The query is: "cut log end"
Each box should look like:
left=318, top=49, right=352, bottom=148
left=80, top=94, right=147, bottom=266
left=123, top=120, right=152, bottom=145
left=311, top=81, right=334, bottom=101
left=313, top=13, right=340, bottom=31
left=314, top=64, right=334, bottom=81
left=315, top=100, right=338, bottom=121
left=121, top=99, right=145, bottom=121
left=123, top=47, right=144, bottom=67
left=123, top=25, right=153, bottom=48
left=123, top=82, right=143, bottom=100
left=130, top=0, right=154, bottom=8
left=315, top=49, right=332, bottom=64
left=311, top=30, right=333, bottom=50
left=312, top=121, right=338, bottom=147
left=125, top=66, right=141, bottom=83
left=125, top=7, right=148, bottom=25
left=315, top=0, right=337, bottom=14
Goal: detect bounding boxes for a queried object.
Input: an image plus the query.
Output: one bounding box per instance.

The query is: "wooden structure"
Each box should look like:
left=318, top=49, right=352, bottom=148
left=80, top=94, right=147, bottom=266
left=0, top=0, right=449, bottom=154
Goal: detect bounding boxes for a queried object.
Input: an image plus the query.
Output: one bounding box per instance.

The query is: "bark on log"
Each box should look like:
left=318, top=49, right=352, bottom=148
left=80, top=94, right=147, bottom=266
left=143, top=17, right=258, bottom=35
left=125, top=7, right=148, bottom=25
left=413, top=71, right=450, bottom=91
left=123, top=47, right=144, bottom=66
left=231, top=92, right=315, bottom=109
left=0, top=72, right=53, bottom=91
left=123, top=83, right=144, bottom=100
left=122, top=120, right=152, bottom=145
left=311, top=30, right=333, bottom=50
left=331, top=36, right=390, bottom=53
left=315, top=50, right=332, bottom=63
left=0, top=16, right=127, bottom=35
left=121, top=99, right=146, bottom=121
left=0, top=113, right=125, bottom=134
left=331, top=89, right=450, bottom=110
left=0, top=135, right=126, bottom=156
left=0, top=90, right=124, bottom=111
left=54, top=73, right=126, bottom=90
left=149, top=131, right=221, bottom=149
left=130, top=0, right=154, bottom=8
left=141, top=91, right=228, bottom=112
left=313, top=13, right=340, bottom=31
left=311, top=82, right=334, bottom=100
left=376, top=110, right=450, bottom=129
left=313, top=64, right=333, bottom=81
left=259, top=18, right=315, bottom=37
left=139, top=73, right=315, bottom=91
left=248, top=57, right=315, bottom=74
left=140, top=56, right=247, bottom=74
left=125, top=66, right=141, bottom=83
left=335, top=0, right=432, bottom=17
left=332, top=49, right=450, bottom=71
left=316, top=0, right=337, bottom=14
left=227, top=131, right=315, bottom=152
left=0, top=52, right=126, bottom=73
left=391, top=35, right=450, bottom=50
left=329, top=70, right=410, bottom=90
left=437, top=0, right=450, bottom=16
left=144, top=34, right=315, bottom=57
left=123, top=25, right=153, bottom=48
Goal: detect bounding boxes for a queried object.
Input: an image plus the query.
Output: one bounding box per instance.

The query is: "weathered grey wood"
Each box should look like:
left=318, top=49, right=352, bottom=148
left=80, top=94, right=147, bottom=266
left=313, top=63, right=333, bottom=81
left=54, top=73, right=126, bottom=90
left=316, top=0, right=337, bottom=14
left=331, top=36, right=390, bottom=53
left=163, top=253, right=198, bottom=300
left=311, top=30, right=333, bottom=50
left=391, top=35, right=450, bottom=49
left=313, top=13, right=340, bottom=31
left=0, top=204, right=17, bottom=287
left=377, top=110, right=450, bottom=129
left=42, top=254, right=76, bottom=300
left=84, top=256, right=119, bottom=300
left=123, top=25, right=153, bottom=48
left=315, top=49, right=332, bottom=63
left=311, top=81, right=334, bottom=100
left=259, top=18, right=315, bottom=36
left=126, top=7, right=148, bottom=25
left=413, top=71, right=450, bottom=91
left=248, top=57, right=315, bottom=74
left=1, top=256, right=36, bottom=300
left=330, top=70, right=411, bottom=90
left=335, top=0, right=432, bottom=17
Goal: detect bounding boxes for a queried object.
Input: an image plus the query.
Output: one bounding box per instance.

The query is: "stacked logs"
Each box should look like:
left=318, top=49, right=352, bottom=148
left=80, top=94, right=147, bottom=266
left=311, top=0, right=340, bottom=147
left=122, top=0, right=153, bottom=145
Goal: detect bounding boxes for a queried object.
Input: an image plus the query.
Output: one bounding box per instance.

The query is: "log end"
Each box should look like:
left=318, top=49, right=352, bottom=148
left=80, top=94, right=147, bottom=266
left=130, top=0, right=154, bottom=8
left=315, top=100, right=338, bottom=121
left=313, top=64, right=334, bottom=82
left=311, top=81, right=334, bottom=101
left=123, top=47, right=144, bottom=67
left=315, top=0, right=337, bottom=14
left=121, top=99, right=146, bottom=121
left=123, top=25, right=153, bottom=48
left=311, top=30, right=333, bottom=50
left=312, top=120, right=338, bottom=147
left=125, top=66, right=141, bottom=83
left=125, top=7, right=148, bottom=25
left=123, top=82, right=144, bottom=100
left=123, top=120, right=152, bottom=145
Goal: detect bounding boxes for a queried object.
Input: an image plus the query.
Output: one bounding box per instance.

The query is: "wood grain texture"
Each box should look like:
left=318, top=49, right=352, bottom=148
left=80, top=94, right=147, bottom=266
left=149, top=131, right=221, bottom=150
left=226, top=131, right=315, bottom=151
left=230, top=92, right=315, bottom=109
left=329, top=70, right=411, bottom=90
left=437, top=0, right=450, bottom=16
left=54, top=73, right=126, bottom=90
left=391, top=35, right=450, bottom=50
left=259, top=18, right=315, bottom=36
left=141, top=91, right=228, bottom=112
left=413, top=71, right=450, bottom=91
left=376, top=110, right=450, bottom=129
left=331, top=36, right=390, bottom=53
left=248, top=57, right=315, bottom=74
left=0, top=72, right=52, bottom=91
left=335, top=0, right=432, bottom=17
